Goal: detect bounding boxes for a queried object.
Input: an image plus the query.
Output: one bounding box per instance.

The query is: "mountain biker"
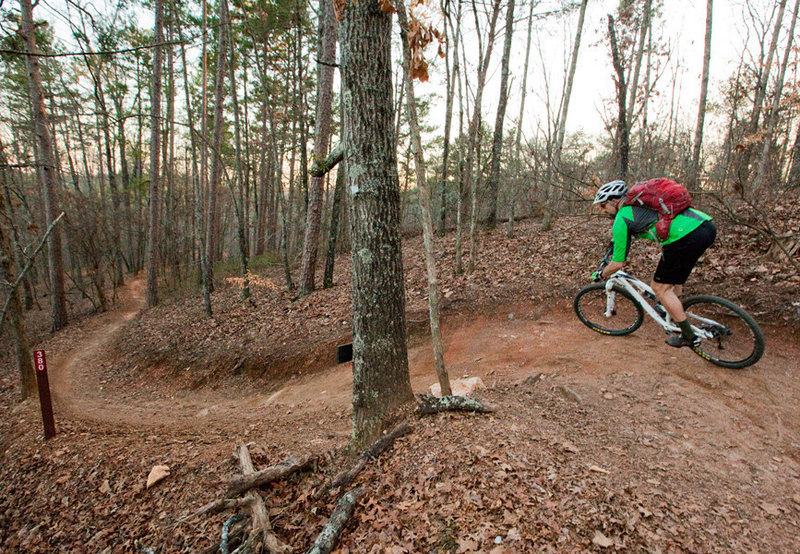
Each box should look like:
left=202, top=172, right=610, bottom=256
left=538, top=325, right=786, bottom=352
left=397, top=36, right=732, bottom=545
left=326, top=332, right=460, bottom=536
left=592, top=179, right=717, bottom=348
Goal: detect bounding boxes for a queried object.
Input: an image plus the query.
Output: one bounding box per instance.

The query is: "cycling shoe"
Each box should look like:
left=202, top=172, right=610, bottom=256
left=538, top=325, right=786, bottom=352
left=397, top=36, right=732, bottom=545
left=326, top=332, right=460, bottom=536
left=665, top=334, right=701, bottom=348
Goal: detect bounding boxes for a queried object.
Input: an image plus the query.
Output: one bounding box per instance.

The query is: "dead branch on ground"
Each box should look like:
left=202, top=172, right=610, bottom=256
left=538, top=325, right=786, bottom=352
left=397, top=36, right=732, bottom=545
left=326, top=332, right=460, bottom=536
left=235, top=442, right=292, bottom=553
left=317, top=421, right=411, bottom=498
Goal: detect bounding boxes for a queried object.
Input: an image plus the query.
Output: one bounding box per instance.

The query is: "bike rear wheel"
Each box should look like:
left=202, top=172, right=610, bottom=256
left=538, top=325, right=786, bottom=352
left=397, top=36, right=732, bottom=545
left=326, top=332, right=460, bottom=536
left=683, top=295, right=765, bottom=369
left=574, top=283, right=644, bottom=336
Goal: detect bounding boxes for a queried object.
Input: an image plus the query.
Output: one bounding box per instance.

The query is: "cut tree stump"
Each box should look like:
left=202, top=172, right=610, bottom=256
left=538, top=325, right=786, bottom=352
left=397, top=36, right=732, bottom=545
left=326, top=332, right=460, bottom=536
left=306, top=487, right=363, bottom=554
left=416, top=393, right=494, bottom=415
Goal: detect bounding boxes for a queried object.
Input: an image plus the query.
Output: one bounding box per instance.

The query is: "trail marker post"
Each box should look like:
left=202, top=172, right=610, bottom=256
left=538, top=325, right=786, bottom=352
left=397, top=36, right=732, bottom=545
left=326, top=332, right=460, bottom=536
left=33, top=350, right=56, bottom=439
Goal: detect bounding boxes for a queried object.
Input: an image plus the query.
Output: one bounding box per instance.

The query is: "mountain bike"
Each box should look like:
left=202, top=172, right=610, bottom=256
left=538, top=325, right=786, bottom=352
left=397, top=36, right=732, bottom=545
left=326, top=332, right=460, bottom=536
left=573, top=249, right=764, bottom=369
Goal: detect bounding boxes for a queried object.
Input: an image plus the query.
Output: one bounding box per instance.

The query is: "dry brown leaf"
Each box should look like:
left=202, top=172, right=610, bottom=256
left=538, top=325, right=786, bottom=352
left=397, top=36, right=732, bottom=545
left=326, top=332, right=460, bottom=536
left=592, top=530, right=614, bottom=548
left=146, top=465, right=170, bottom=489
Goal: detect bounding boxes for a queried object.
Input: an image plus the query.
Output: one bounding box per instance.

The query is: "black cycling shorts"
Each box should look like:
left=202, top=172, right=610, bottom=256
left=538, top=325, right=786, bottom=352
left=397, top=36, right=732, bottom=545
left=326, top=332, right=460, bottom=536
left=653, top=220, right=717, bottom=285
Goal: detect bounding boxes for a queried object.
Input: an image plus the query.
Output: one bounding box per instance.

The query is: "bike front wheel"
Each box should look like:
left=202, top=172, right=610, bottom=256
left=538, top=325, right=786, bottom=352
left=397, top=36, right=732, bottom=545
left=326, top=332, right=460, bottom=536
left=574, top=283, right=644, bottom=336
left=683, top=295, right=765, bottom=369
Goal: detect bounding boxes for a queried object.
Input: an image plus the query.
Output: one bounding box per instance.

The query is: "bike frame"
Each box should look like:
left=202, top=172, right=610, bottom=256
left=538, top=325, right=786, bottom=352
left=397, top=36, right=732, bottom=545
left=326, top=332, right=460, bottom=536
left=604, top=271, right=714, bottom=339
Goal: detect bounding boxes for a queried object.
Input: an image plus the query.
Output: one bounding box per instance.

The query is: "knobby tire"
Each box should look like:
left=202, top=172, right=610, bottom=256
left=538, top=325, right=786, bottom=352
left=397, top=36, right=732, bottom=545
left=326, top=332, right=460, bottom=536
left=683, top=295, right=765, bottom=369
left=573, top=283, right=644, bottom=336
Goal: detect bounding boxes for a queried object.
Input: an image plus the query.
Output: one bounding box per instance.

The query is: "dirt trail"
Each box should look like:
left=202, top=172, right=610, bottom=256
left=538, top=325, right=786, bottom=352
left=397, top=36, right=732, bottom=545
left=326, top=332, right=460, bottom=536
left=48, top=277, right=800, bottom=475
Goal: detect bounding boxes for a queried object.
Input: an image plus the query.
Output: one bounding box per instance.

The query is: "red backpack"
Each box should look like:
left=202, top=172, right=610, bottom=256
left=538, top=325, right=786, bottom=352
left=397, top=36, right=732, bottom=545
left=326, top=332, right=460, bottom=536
left=623, top=178, right=693, bottom=241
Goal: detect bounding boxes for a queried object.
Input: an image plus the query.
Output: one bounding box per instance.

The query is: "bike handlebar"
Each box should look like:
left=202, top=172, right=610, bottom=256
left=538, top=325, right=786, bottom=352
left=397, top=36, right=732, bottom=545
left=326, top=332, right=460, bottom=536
left=595, top=243, right=614, bottom=276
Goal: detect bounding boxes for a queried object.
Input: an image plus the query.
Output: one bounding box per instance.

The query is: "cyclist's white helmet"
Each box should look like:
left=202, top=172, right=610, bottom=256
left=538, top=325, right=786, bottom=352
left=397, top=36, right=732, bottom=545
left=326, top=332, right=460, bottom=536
left=593, top=180, right=627, bottom=204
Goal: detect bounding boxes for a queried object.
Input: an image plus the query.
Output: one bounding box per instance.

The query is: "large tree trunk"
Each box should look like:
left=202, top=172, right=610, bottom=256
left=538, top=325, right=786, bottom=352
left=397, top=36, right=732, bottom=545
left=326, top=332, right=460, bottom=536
left=145, top=0, right=164, bottom=308
left=688, top=0, right=714, bottom=191
left=299, top=0, right=339, bottom=296
left=340, top=0, right=414, bottom=448
left=485, top=0, right=515, bottom=230
left=608, top=15, right=629, bottom=182
left=20, top=0, right=68, bottom=331
left=396, top=0, right=452, bottom=397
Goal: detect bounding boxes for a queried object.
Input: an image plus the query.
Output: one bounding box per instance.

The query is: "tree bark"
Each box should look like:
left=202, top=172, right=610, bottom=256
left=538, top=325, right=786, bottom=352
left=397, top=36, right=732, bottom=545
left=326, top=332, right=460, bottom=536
left=145, top=0, right=164, bottom=308
left=299, top=0, right=339, bottom=296
left=688, top=0, right=714, bottom=191
left=20, top=0, right=68, bottom=331
left=340, top=0, right=414, bottom=447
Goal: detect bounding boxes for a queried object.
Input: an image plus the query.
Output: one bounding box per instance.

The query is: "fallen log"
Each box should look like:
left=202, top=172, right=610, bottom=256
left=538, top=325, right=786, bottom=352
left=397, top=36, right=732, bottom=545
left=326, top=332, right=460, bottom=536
left=236, top=443, right=292, bottom=554
left=227, top=454, right=316, bottom=498
left=319, top=421, right=411, bottom=497
left=306, top=487, right=363, bottom=554
left=416, top=393, right=494, bottom=415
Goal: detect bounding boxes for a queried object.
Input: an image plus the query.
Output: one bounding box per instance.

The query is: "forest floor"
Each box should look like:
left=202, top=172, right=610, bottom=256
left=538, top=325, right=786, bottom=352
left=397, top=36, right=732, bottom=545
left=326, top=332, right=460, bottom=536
left=1, top=214, right=799, bottom=553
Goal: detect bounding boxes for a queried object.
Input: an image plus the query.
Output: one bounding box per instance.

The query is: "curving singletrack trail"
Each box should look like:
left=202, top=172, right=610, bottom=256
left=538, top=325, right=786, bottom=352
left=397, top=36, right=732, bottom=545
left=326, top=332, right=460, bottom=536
left=46, top=276, right=800, bottom=473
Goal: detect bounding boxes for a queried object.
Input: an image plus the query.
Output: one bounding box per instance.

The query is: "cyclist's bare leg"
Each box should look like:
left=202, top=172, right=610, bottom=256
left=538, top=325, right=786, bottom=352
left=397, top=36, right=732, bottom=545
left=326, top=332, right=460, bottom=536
left=651, top=281, right=687, bottom=322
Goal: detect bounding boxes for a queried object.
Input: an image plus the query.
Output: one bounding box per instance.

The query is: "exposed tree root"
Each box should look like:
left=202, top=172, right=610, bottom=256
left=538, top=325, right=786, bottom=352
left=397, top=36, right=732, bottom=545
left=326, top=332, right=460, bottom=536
left=416, top=393, right=495, bottom=415
left=306, top=487, right=363, bottom=554
left=318, top=421, right=411, bottom=498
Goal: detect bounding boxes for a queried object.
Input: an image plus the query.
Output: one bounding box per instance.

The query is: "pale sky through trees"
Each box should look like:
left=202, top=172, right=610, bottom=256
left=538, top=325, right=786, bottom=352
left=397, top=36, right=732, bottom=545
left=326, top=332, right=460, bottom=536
left=17, top=0, right=791, bottom=149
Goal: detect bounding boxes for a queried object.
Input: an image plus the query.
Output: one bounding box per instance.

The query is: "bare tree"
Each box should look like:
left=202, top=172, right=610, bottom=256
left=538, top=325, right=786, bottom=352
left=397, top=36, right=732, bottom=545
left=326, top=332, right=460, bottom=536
left=204, top=0, right=230, bottom=301
left=485, top=0, right=515, bottom=230
left=20, top=0, right=69, bottom=330
left=299, top=0, right=339, bottom=296
left=466, top=0, right=502, bottom=273
left=396, top=0, right=452, bottom=397
left=608, top=14, right=629, bottom=181
left=145, top=0, right=164, bottom=308
left=688, top=0, right=714, bottom=191
left=542, top=0, right=588, bottom=231
left=752, top=0, right=799, bottom=193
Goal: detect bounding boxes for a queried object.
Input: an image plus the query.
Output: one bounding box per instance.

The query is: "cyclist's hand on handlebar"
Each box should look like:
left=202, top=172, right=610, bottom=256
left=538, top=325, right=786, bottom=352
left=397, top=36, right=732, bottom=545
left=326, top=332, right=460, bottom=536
left=591, top=270, right=603, bottom=282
